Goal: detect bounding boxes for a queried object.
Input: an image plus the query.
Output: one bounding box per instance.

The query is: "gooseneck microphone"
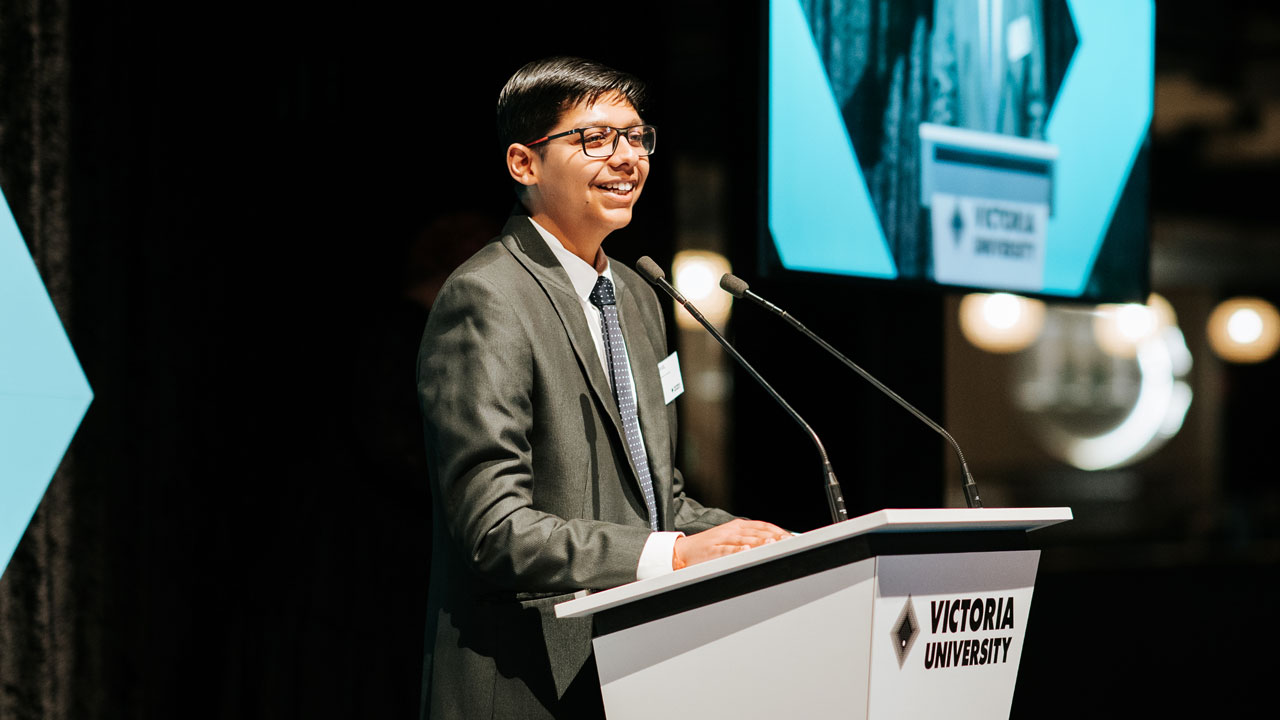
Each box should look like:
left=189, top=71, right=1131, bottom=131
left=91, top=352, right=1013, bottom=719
left=720, top=273, right=983, bottom=509
left=635, top=257, right=848, bottom=524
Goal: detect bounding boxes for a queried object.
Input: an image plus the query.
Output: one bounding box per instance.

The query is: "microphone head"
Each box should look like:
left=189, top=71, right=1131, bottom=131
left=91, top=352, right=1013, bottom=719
left=719, top=273, right=749, bottom=298
left=635, top=256, right=666, bottom=284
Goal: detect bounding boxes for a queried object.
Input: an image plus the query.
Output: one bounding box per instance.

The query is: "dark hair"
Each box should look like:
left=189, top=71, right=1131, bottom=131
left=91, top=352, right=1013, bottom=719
left=496, top=56, right=648, bottom=151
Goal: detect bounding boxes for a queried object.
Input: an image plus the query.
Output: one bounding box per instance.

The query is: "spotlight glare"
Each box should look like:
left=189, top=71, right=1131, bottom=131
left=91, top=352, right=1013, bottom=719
left=671, top=250, right=733, bottom=330
left=959, top=293, right=1045, bottom=353
left=984, top=293, right=1022, bottom=330
left=1226, top=308, right=1263, bottom=344
left=675, top=262, right=716, bottom=303
left=1094, top=299, right=1164, bottom=359
left=1116, top=304, right=1155, bottom=341
left=1208, top=297, right=1280, bottom=364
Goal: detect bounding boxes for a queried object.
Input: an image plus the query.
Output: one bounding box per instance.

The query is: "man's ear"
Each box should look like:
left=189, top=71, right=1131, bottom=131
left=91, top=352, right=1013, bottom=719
left=506, top=143, right=538, bottom=188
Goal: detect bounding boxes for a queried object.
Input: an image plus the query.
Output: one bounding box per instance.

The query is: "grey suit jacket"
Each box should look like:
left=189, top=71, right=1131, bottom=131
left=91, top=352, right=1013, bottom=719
left=418, top=215, right=734, bottom=719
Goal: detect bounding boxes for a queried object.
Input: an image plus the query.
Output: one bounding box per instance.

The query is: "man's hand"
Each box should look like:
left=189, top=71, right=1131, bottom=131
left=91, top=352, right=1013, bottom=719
left=672, top=519, right=792, bottom=569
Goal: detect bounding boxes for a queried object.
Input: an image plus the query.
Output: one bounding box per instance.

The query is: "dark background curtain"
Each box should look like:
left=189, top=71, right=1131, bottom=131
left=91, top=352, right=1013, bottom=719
left=0, top=2, right=682, bottom=718
left=0, top=1, right=86, bottom=718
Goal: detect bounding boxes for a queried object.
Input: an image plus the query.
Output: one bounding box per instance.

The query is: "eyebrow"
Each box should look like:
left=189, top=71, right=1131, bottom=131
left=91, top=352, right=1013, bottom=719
left=566, top=113, right=645, bottom=127
left=574, top=123, right=644, bottom=134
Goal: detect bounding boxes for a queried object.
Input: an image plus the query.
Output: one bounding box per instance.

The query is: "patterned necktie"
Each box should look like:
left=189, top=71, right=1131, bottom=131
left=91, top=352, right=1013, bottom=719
left=588, top=275, right=659, bottom=531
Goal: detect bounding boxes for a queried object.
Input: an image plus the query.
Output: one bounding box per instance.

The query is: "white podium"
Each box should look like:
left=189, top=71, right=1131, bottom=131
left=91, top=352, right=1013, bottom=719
left=557, top=507, right=1072, bottom=720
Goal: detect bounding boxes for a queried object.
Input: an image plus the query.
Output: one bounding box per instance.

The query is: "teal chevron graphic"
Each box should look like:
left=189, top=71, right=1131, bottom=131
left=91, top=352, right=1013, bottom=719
left=0, top=186, right=93, bottom=579
left=768, top=0, right=1153, bottom=297
left=768, top=0, right=896, bottom=278
left=1044, top=0, right=1153, bottom=295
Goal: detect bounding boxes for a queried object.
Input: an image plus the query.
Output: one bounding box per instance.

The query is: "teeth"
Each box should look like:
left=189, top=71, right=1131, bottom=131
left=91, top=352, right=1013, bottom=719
left=600, top=182, right=634, bottom=192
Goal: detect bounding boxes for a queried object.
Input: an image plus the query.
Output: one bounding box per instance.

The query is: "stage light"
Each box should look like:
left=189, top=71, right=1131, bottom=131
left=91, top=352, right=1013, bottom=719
left=672, top=250, right=732, bottom=330
left=1093, top=294, right=1173, bottom=358
left=958, top=293, right=1045, bottom=353
left=1228, top=308, right=1262, bottom=343
left=1207, top=297, right=1280, bottom=364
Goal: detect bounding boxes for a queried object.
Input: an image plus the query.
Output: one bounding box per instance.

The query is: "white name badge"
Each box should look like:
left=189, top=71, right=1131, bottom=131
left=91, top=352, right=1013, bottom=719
left=657, top=351, right=684, bottom=405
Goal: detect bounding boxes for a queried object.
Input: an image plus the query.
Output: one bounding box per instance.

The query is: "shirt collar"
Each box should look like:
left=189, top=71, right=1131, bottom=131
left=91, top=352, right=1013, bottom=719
left=529, top=218, right=613, bottom=303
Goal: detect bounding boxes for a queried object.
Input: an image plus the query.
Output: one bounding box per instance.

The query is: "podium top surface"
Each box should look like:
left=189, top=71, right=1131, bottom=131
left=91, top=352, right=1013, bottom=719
left=555, top=506, right=1072, bottom=619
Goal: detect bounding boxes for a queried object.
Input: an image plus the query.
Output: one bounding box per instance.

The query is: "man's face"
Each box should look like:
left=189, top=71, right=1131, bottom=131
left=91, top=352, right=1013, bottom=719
left=526, top=93, right=649, bottom=245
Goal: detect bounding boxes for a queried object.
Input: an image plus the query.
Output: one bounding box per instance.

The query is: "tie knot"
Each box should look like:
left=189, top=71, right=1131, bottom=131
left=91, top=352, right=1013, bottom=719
left=588, top=275, right=616, bottom=307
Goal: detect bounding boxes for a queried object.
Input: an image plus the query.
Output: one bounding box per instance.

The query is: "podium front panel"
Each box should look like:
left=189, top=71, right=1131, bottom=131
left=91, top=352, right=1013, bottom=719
left=593, top=556, right=879, bottom=720
left=561, top=511, right=1065, bottom=719
left=868, top=550, right=1040, bottom=719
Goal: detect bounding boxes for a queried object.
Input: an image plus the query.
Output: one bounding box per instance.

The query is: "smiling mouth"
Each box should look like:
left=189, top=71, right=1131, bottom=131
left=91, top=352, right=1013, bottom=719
left=596, top=181, right=636, bottom=196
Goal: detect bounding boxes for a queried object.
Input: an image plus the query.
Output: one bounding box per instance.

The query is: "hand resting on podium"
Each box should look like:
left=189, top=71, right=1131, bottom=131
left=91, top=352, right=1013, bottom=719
left=672, top=518, right=792, bottom=569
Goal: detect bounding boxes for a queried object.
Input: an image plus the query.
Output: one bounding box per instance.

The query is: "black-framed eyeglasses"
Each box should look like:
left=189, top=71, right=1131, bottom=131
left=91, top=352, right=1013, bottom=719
left=524, top=125, right=657, bottom=158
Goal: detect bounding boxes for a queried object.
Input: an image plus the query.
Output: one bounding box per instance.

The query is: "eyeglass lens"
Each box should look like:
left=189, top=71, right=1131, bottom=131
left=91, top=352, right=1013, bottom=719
left=581, top=126, right=656, bottom=158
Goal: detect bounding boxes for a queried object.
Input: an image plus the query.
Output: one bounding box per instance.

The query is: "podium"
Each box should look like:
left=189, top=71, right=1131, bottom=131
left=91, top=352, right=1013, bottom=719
left=556, top=507, right=1072, bottom=719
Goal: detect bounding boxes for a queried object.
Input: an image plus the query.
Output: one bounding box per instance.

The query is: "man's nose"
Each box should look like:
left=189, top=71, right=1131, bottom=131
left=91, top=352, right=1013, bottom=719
left=608, top=134, right=640, bottom=166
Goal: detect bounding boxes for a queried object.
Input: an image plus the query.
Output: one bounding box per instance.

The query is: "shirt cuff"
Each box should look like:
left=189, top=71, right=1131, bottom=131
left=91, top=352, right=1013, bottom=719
left=636, top=531, right=684, bottom=581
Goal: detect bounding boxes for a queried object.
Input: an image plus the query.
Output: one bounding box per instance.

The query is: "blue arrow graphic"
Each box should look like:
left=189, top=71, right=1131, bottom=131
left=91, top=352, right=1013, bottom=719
left=0, top=187, right=93, bottom=579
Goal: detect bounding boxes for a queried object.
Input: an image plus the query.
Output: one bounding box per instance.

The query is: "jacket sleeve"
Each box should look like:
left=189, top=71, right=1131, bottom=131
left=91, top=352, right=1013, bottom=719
left=419, top=270, right=650, bottom=593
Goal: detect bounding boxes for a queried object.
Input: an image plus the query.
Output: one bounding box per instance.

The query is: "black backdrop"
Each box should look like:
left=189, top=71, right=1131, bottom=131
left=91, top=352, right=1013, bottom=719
left=1, top=1, right=1277, bottom=719
left=55, top=4, right=687, bottom=718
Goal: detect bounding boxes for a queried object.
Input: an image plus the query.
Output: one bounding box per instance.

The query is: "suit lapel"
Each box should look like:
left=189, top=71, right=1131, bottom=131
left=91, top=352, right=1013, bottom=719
left=499, top=217, right=637, bottom=482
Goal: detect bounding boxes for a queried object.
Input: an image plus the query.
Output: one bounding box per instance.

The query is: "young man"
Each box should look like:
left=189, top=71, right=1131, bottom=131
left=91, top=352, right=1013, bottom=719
left=417, top=57, right=789, bottom=720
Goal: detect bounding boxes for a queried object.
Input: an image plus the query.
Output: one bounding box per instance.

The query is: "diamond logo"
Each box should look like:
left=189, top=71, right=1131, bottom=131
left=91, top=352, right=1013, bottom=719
left=0, top=186, right=93, bottom=579
left=951, top=204, right=965, bottom=247
left=890, top=596, right=920, bottom=669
